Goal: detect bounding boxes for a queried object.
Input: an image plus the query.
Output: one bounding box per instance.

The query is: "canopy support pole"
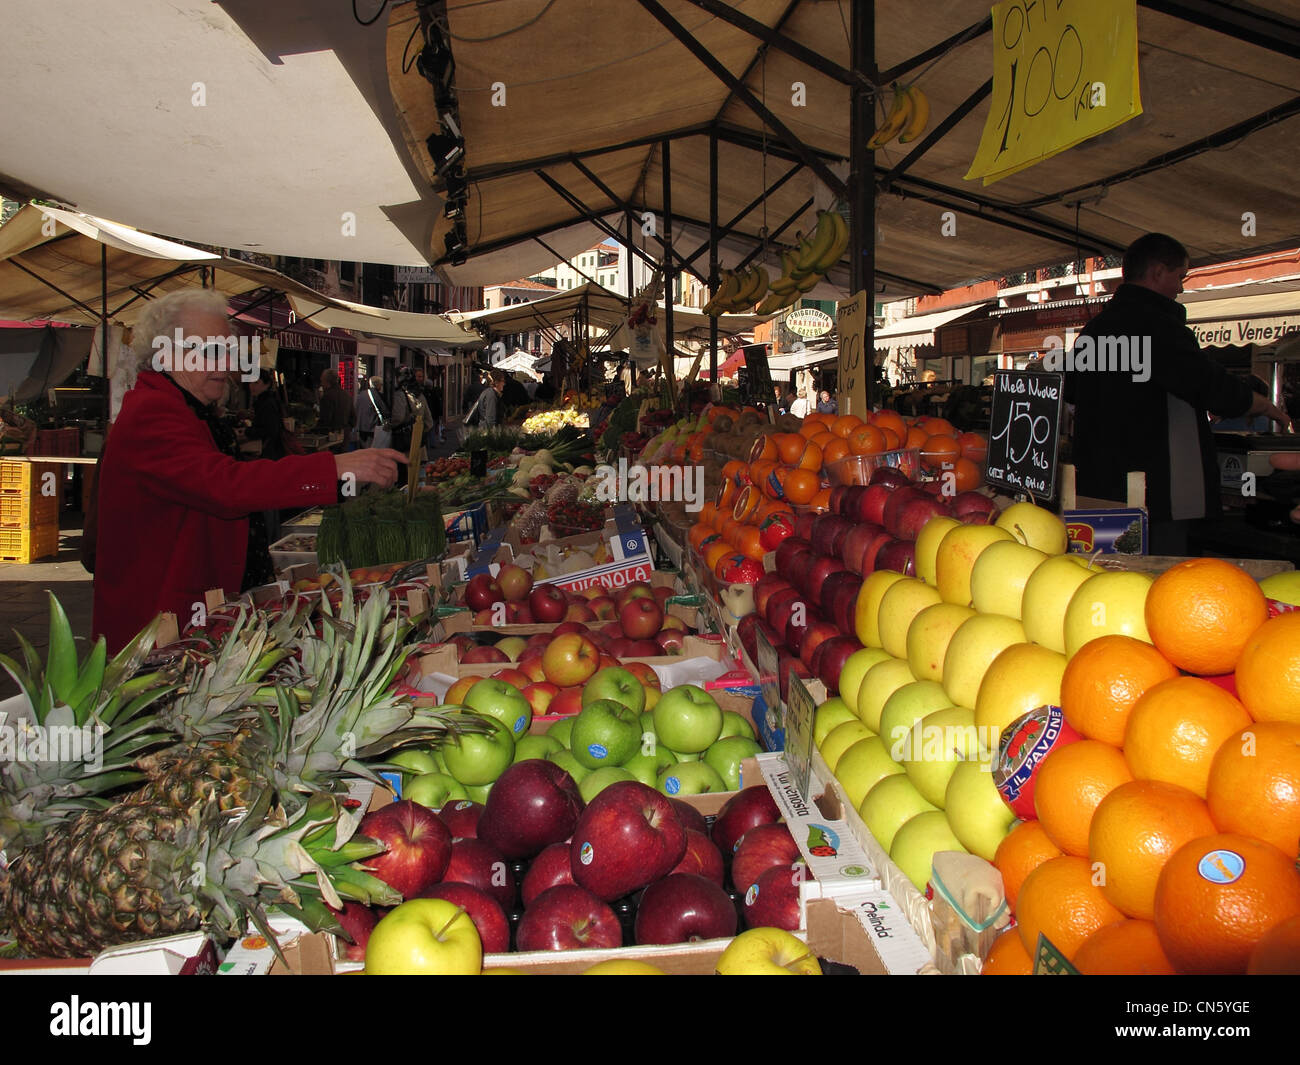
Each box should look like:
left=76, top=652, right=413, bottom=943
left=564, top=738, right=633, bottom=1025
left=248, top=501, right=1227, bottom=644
left=850, top=0, right=877, bottom=411
left=534, top=170, right=664, bottom=278
left=625, top=210, right=634, bottom=312
left=708, top=125, right=719, bottom=385
left=100, top=243, right=109, bottom=378
left=661, top=137, right=675, bottom=403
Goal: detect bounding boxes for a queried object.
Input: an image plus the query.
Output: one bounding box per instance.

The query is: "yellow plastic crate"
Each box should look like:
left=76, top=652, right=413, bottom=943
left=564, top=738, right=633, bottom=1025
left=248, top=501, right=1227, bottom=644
left=0, top=522, right=59, bottom=563
left=0, top=488, right=59, bottom=527
left=0, top=460, right=60, bottom=497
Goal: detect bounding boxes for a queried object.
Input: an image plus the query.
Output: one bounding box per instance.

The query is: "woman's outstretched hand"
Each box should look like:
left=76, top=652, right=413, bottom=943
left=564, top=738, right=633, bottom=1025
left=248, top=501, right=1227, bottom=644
left=335, top=448, right=409, bottom=489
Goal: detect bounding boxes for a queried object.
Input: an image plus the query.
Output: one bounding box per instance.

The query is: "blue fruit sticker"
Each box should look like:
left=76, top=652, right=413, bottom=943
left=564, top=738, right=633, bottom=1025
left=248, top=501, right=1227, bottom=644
left=578, top=841, right=594, bottom=866
left=745, top=883, right=759, bottom=906
left=1197, top=849, right=1244, bottom=884
left=514, top=715, right=527, bottom=735
left=663, top=775, right=681, bottom=795
left=453, top=801, right=472, bottom=811
left=587, top=743, right=608, bottom=761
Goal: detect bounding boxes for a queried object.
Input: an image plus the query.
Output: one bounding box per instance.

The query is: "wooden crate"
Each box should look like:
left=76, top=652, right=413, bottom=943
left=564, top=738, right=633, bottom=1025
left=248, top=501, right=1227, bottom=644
left=0, top=522, right=59, bottom=563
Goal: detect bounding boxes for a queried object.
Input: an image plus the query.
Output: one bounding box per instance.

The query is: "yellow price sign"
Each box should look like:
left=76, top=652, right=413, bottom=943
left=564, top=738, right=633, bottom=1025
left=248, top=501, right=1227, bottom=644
left=966, top=0, right=1142, bottom=185
left=836, top=290, right=869, bottom=418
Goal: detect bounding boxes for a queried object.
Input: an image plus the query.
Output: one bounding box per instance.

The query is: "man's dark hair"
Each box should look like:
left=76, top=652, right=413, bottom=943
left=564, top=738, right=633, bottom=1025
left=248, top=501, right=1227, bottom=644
left=1122, top=233, right=1189, bottom=282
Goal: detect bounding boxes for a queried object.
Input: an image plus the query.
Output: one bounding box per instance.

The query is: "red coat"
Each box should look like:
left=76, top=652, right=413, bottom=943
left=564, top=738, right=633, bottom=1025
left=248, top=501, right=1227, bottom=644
left=92, top=372, right=339, bottom=652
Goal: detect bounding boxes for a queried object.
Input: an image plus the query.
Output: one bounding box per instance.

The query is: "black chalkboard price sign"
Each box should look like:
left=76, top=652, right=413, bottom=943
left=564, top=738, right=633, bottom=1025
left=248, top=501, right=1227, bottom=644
left=743, top=344, right=775, bottom=408
left=984, top=370, right=1064, bottom=501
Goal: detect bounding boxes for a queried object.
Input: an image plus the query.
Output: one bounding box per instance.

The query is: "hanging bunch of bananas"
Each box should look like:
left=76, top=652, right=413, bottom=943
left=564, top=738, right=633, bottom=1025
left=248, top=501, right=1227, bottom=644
left=751, top=207, right=850, bottom=315
left=867, top=82, right=929, bottom=149
left=702, top=264, right=770, bottom=317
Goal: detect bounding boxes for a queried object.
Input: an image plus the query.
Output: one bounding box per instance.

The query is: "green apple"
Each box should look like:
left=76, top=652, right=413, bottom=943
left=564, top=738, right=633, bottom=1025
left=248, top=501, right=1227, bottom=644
left=889, top=811, right=968, bottom=892
left=855, top=658, right=915, bottom=733
left=364, top=898, right=483, bottom=975
left=934, top=524, right=1015, bottom=607
left=836, top=647, right=892, bottom=708
left=513, top=733, right=563, bottom=763
left=859, top=775, right=938, bottom=852
left=905, top=602, right=975, bottom=683
left=1021, top=553, right=1097, bottom=653
left=899, top=705, right=981, bottom=808
left=652, top=684, right=723, bottom=754
left=833, top=736, right=905, bottom=809
left=386, top=748, right=440, bottom=782
left=464, top=782, right=492, bottom=804
left=943, top=758, right=1015, bottom=861
left=582, top=666, right=647, bottom=715
left=715, top=927, right=821, bottom=975
left=547, top=748, right=589, bottom=783
left=441, top=714, right=515, bottom=786
left=995, top=500, right=1069, bottom=555
left=403, top=772, right=469, bottom=810
left=621, top=742, right=677, bottom=788
left=813, top=697, right=857, bottom=747
left=669, top=750, right=701, bottom=762
left=579, top=766, right=637, bottom=802
left=718, top=710, right=757, bottom=741
left=464, top=678, right=533, bottom=740
left=940, top=613, right=1026, bottom=710
left=1061, top=570, right=1154, bottom=657
left=878, top=681, right=954, bottom=758
left=702, top=736, right=761, bottom=791
left=546, top=717, right=575, bottom=748
left=570, top=699, right=643, bottom=769
left=818, top=720, right=875, bottom=772
left=970, top=540, right=1048, bottom=619
left=494, top=636, right=529, bottom=661
left=877, top=579, right=943, bottom=660
left=657, top=760, right=726, bottom=797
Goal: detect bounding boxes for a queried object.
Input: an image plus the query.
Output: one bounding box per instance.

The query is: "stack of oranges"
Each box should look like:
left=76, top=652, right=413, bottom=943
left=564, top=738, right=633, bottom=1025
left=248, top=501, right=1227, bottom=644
left=984, top=558, right=1300, bottom=975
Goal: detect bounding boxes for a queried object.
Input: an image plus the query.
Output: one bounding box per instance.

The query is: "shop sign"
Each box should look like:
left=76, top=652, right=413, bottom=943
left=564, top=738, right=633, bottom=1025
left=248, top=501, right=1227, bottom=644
left=967, top=0, right=1142, bottom=185
left=784, top=308, right=833, bottom=338
left=836, top=291, right=869, bottom=417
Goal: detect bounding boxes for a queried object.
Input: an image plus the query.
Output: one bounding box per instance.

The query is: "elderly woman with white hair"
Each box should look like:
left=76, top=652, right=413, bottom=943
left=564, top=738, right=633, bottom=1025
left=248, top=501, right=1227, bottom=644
left=91, top=289, right=404, bottom=652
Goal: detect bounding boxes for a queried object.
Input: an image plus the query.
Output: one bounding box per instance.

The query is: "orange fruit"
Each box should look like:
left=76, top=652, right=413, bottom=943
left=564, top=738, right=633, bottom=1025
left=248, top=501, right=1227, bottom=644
left=1061, top=635, right=1179, bottom=746
left=904, top=425, right=929, bottom=450
left=920, top=434, right=962, bottom=472
left=1087, top=779, right=1217, bottom=919
left=872, top=409, right=907, bottom=442
left=957, top=431, right=988, bottom=463
left=749, top=434, right=778, bottom=463
left=822, top=438, right=850, bottom=465
left=1153, top=832, right=1300, bottom=974
left=809, top=430, right=837, bottom=452
left=878, top=426, right=902, bottom=451
left=1206, top=721, right=1300, bottom=858
left=809, top=487, right=832, bottom=513
left=946, top=457, right=981, bottom=492
left=1145, top=558, right=1268, bottom=675
left=1033, top=740, right=1134, bottom=856
left=719, top=516, right=742, bottom=548
left=1016, top=855, right=1125, bottom=961
left=717, top=478, right=738, bottom=509
left=721, top=460, right=746, bottom=483
left=993, top=820, right=1063, bottom=909
left=703, top=541, right=732, bottom=574
left=1235, top=612, right=1300, bottom=724
left=848, top=425, right=886, bottom=456
left=831, top=414, right=862, bottom=438
left=793, top=440, right=823, bottom=471
left=981, top=929, right=1034, bottom=975
left=737, top=524, right=765, bottom=562
left=699, top=501, right=717, bottom=527
left=1123, top=677, right=1252, bottom=797
left=921, top=417, right=956, bottom=438
left=798, top=419, right=822, bottom=439
left=782, top=468, right=820, bottom=506
left=1247, top=914, right=1300, bottom=974
left=688, top=522, right=715, bottom=551
left=1073, top=919, right=1178, bottom=975
left=775, top=433, right=806, bottom=465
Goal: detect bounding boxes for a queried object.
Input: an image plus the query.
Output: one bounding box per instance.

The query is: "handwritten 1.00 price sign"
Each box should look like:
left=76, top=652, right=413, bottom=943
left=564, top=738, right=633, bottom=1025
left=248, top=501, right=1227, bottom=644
left=985, top=370, right=1064, bottom=501
left=966, top=0, right=1142, bottom=185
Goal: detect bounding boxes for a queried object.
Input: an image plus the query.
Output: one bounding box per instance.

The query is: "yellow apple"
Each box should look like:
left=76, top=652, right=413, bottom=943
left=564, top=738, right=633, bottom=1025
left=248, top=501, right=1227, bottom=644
left=813, top=696, right=858, bottom=747
left=715, top=927, right=821, bottom=975
left=364, top=898, right=483, bottom=975
left=940, top=613, right=1027, bottom=710
left=996, top=500, right=1069, bottom=555
left=913, top=516, right=961, bottom=586
left=837, top=647, right=893, bottom=708
left=900, top=705, right=981, bottom=807
left=877, top=579, right=943, bottom=660
left=860, top=775, right=939, bottom=851
left=1061, top=571, right=1154, bottom=657
left=1260, top=571, right=1300, bottom=606
left=854, top=571, right=907, bottom=648
left=889, top=810, right=968, bottom=892
left=969, top=540, right=1049, bottom=619
left=906, top=602, right=976, bottom=682
left=878, top=681, right=955, bottom=757
left=818, top=720, right=876, bottom=772
left=583, top=960, right=666, bottom=974
left=855, top=657, right=917, bottom=733
left=935, top=524, right=1016, bottom=607
left=1020, top=554, right=1098, bottom=653
left=973, top=643, right=1068, bottom=750
left=944, top=758, right=1016, bottom=860
left=834, top=735, right=906, bottom=808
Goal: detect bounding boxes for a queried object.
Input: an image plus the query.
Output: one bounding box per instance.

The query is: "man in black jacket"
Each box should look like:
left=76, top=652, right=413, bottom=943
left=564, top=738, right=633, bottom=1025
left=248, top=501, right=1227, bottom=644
left=1064, top=233, right=1291, bottom=553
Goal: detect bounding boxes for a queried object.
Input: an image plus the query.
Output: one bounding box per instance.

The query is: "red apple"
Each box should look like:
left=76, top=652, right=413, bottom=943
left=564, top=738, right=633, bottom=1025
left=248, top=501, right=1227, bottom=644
left=811, top=635, right=862, bottom=693
left=491, top=667, right=531, bottom=689
left=520, top=841, right=577, bottom=907
left=869, top=466, right=912, bottom=489
left=564, top=602, right=597, bottom=623
left=809, top=514, right=853, bottom=558
left=634, top=873, right=737, bottom=945
left=793, top=512, right=816, bottom=542
left=669, top=828, right=726, bottom=886
left=774, top=537, right=813, bottom=575
left=465, top=573, right=503, bottom=611
left=785, top=605, right=822, bottom=660
left=358, top=800, right=452, bottom=899
left=821, top=572, right=864, bottom=635
left=442, top=675, right=477, bottom=706
left=668, top=799, right=709, bottom=836
left=710, top=786, right=781, bottom=855
left=656, top=630, right=686, bottom=655
left=552, top=621, right=587, bottom=637
left=503, top=602, right=533, bottom=624
left=857, top=483, right=894, bottom=526
left=549, top=686, right=583, bottom=716
left=419, top=881, right=511, bottom=954
left=621, top=639, right=661, bottom=659
left=798, top=619, right=841, bottom=669
left=521, top=681, right=560, bottom=716
left=616, top=582, right=656, bottom=608
left=328, top=901, right=378, bottom=962
left=896, top=495, right=951, bottom=541
left=588, top=596, right=618, bottom=621
left=477, top=759, right=585, bottom=860
left=754, top=574, right=795, bottom=618
left=496, top=563, right=534, bottom=603
left=951, top=490, right=999, bottom=524
left=462, top=645, right=509, bottom=665
left=473, top=608, right=497, bottom=626
left=516, top=884, right=623, bottom=951
left=840, top=522, right=885, bottom=575
left=860, top=528, right=895, bottom=576
left=528, top=584, right=568, bottom=624
left=541, top=632, right=601, bottom=687
left=766, top=589, right=807, bottom=639
left=622, top=661, right=660, bottom=689
left=799, top=555, right=847, bottom=601
left=731, top=822, right=801, bottom=894
left=875, top=538, right=917, bottom=575
left=436, top=799, right=484, bottom=839
left=742, top=863, right=804, bottom=931
left=516, top=657, right=547, bottom=683
left=569, top=781, right=687, bottom=901
left=441, top=836, right=517, bottom=910
left=659, top=615, right=688, bottom=633
left=778, top=655, right=812, bottom=703
left=619, top=597, right=664, bottom=640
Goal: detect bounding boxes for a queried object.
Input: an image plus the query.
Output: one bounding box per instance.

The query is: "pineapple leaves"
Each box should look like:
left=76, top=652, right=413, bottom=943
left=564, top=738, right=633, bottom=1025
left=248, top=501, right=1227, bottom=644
left=45, top=593, right=79, bottom=706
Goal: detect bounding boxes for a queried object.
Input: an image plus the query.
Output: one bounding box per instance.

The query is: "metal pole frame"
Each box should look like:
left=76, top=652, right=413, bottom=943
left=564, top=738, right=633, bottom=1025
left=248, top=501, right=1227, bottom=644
left=661, top=138, right=675, bottom=404
left=708, top=126, right=719, bottom=384
left=850, top=0, right=876, bottom=411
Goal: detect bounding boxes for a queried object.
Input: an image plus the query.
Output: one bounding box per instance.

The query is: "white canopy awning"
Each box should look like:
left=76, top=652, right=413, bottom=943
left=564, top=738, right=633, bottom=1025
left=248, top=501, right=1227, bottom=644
left=1181, top=290, right=1300, bottom=348
left=873, top=303, right=992, bottom=352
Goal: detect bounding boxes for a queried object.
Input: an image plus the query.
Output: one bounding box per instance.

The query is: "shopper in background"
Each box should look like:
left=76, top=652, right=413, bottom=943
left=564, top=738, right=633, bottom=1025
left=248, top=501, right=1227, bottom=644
left=476, top=369, right=506, bottom=428
left=501, top=371, right=530, bottom=415
left=1065, top=232, right=1291, bottom=554
left=317, top=368, right=355, bottom=444
left=354, top=375, right=389, bottom=449
left=790, top=388, right=811, bottom=418
left=816, top=389, right=837, bottom=415
left=389, top=366, right=433, bottom=458
left=91, top=290, right=406, bottom=653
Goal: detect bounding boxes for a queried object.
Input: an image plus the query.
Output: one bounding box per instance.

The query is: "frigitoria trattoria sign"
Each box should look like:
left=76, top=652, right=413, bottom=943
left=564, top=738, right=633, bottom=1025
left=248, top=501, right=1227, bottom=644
left=966, top=0, right=1142, bottom=185
left=785, top=308, right=834, bottom=338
